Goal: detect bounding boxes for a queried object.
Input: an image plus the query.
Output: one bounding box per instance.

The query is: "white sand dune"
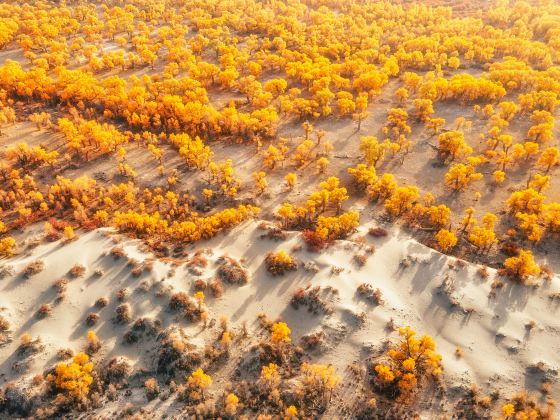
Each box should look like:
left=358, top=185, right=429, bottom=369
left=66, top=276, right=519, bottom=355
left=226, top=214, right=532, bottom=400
left=0, top=221, right=559, bottom=416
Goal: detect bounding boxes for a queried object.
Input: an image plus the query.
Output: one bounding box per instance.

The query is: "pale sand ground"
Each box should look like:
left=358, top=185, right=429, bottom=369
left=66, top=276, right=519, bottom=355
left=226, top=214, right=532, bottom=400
left=0, top=221, right=558, bottom=416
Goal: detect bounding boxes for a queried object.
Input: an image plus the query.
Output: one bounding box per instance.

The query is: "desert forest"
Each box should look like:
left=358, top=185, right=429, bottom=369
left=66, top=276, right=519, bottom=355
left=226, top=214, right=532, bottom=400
left=0, top=0, right=559, bottom=418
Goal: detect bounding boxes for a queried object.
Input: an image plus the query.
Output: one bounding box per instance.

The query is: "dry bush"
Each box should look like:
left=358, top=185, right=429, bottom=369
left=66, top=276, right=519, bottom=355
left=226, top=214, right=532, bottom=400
left=57, top=348, right=74, bottom=360
left=169, top=292, right=191, bottom=310
left=209, top=278, right=223, bottom=297
left=291, top=286, right=334, bottom=315
left=0, top=315, right=10, bottom=344
left=85, top=313, right=100, bottom=326
left=0, top=265, right=15, bottom=279
left=18, top=333, right=43, bottom=356
left=500, top=241, right=520, bottom=256
left=116, top=288, right=129, bottom=301
left=123, top=317, right=160, bottom=344
left=188, top=252, right=209, bottom=268
left=169, top=292, right=202, bottom=321
left=156, top=327, right=201, bottom=378
left=260, top=226, right=288, bottom=241
left=54, top=278, right=68, bottom=302
left=101, top=357, right=132, bottom=389
left=110, top=246, right=127, bottom=259
left=217, top=256, right=250, bottom=285
left=95, top=297, right=108, bottom=307
left=144, top=378, right=160, bottom=400
left=354, top=253, right=369, bottom=266
left=114, top=303, right=132, bottom=324
left=357, top=283, right=383, bottom=305
left=302, top=229, right=328, bottom=252
left=36, top=303, right=51, bottom=318
left=193, top=279, right=207, bottom=291
left=0, top=315, right=9, bottom=332
left=368, top=227, right=388, bottom=237
left=68, top=264, right=86, bottom=278
left=301, top=331, right=326, bottom=350
left=23, top=260, right=45, bottom=278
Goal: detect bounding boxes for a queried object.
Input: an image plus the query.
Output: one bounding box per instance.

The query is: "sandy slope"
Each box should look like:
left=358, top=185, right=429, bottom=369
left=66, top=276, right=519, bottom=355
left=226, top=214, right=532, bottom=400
left=0, top=221, right=559, bottom=416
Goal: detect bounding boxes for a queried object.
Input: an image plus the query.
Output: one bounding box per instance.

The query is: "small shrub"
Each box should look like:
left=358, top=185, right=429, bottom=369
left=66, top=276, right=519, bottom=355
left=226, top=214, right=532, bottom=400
left=102, top=357, right=131, bottom=389
left=36, top=304, right=51, bottom=318
left=86, top=313, right=100, bottom=326
left=301, top=331, right=326, bottom=350
left=145, top=378, right=160, bottom=400
left=95, top=297, right=109, bottom=307
left=86, top=331, right=101, bottom=353
left=68, top=264, right=86, bottom=278
left=368, top=227, right=388, bottom=237
left=265, top=251, right=297, bottom=275
left=302, top=229, right=327, bottom=252
left=156, top=327, right=201, bottom=377
left=114, top=304, right=132, bottom=324
left=217, top=256, right=249, bottom=285
left=57, top=348, right=74, bottom=360
left=110, top=246, right=127, bottom=259
left=209, top=278, right=223, bottom=297
left=193, top=279, right=207, bottom=291
left=169, top=292, right=191, bottom=310
left=291, top=286, right=333, bottom=314
left=357, top=283, right=383, bottom=304
left=123, top=317, right=160, bottom=344
left=354, top=253, right=369, bottom=266
left=116, top=288, right=129, bottom=301
left=0, top=315, right=9, bottom=331
left=260, top=227, right=287, bottom=241
left=23, top=260, right=45, bottom=278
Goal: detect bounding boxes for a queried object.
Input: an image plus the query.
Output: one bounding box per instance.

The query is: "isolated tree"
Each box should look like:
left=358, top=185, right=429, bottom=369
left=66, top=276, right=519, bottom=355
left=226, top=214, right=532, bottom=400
left=360, top=136, right=385, bottom=167
left=503, top=250, right=541, bottom=283
left=438, top=131, right=472, bottom=162
left=436, top=229, right=457, bottom=253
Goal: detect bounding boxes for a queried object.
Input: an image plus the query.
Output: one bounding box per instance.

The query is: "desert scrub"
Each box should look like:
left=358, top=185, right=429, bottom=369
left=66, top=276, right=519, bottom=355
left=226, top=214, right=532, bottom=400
left=36, top=303, right=51, bottom=318
left=85, top=313, right=100, bottom=326
left=114, top=303, right=132, bottom=324
left=95, top=297, right=109, bottom=307
left=156, top=327, right=201, bottom=377
left=144, top=378, right=160, bottom=400
left=68, top=264, right=86, bottom=278
left=357, top=283, right=384, bottom=305
left=110, top=246, right=127, bottom=259
left=368, top=226, right=388, bottom=237
left=23, top=260, right=45, bottom=278
left=168, top=292, right=203, bottom=321
left=123, top=317, right=160, bottom=344
left=291, top=286, right=334, bottom=315
left=86, top=331, right=101, bottom=353
left=265, top=250, right=297, bottom=275
left=217, top=256, right=250, bottom=285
